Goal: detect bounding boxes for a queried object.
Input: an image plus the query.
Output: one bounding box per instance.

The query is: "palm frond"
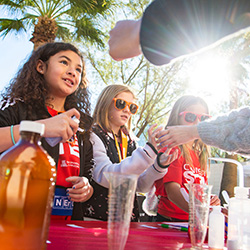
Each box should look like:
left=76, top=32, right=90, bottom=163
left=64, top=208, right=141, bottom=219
left=0, top=0, right=116, bottom=47
left=56, top=25, right=71, bottom=40
left=74, top=17, right=105, bottom=47
left=69, top=0, right=113, bottom=15
left=0, top=0, right=35, bottom=9
left=0, top=18, right=26, bottom=37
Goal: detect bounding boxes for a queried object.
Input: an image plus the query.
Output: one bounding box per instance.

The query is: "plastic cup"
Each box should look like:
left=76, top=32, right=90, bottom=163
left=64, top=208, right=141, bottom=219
left=104, top=172, right=138, bottom=250
left=188, top=184, right=212, bottom=249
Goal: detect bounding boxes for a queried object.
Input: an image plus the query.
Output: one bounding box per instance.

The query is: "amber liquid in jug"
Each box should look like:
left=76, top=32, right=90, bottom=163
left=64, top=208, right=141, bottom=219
left=0, top=121, right=56, bottom=250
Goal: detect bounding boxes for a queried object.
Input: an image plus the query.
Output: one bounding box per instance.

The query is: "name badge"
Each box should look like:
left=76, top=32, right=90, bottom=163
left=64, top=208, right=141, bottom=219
left=52, top=187, right=74, bottom=216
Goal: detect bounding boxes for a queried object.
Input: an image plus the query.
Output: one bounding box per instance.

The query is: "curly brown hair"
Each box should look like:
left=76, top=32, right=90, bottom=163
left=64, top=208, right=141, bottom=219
left=1, top=42, right=92, bottom=131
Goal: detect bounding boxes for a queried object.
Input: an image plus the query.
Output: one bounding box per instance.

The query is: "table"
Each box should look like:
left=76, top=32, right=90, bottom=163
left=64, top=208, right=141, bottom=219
left=47, top=220, right=205, bottom=250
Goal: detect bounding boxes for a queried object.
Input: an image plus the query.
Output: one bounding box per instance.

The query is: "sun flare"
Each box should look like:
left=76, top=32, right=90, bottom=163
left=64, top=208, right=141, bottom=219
left=188, top=55, right=230, bottom=108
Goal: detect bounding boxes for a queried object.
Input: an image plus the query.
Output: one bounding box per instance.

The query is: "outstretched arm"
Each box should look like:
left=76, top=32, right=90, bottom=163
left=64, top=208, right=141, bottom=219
left=156, top=125, right=199, bottom=149
left=108, top=19, right=142, bottom=61
left=156, top=107, right=250, bottom=156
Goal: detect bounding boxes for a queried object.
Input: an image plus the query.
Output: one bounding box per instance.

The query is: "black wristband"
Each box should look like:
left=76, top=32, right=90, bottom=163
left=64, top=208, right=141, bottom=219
left=157, top=152, right=170, bottom=169
left=146, top=142, right=158, bottom=154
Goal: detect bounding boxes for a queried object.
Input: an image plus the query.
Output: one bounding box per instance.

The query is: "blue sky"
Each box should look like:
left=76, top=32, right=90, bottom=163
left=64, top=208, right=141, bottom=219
left=0, top=5, right=34, bottom=91
left=0, top=32, right=33, bottom=92
left=0, top=31, right=102, bottom=114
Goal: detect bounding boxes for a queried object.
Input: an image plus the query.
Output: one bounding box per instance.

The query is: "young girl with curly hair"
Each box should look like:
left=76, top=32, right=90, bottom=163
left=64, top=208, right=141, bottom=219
left=0, top=42, right=93, bottom=220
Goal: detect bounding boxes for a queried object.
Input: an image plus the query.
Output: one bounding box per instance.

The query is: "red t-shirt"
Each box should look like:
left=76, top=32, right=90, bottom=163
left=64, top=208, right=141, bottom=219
left=155, top=146, right=207, bottom=220
left=47, top=107, right=80, bottom=187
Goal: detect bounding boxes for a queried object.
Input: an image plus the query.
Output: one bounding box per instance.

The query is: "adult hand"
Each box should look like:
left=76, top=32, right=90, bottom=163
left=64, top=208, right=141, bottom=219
left=108, top=19, right=142, bottom=61
left=38, top=108, right=80, bottom=142
left=156, top=125, right=200, bottom=149
left=66, top=176, right=93, bottom=202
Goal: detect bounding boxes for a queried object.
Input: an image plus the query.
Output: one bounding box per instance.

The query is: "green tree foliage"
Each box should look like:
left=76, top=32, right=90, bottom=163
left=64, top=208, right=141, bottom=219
left=0, top=0, right=115, bottom=49
left=83, top=0, right=187, bottom=141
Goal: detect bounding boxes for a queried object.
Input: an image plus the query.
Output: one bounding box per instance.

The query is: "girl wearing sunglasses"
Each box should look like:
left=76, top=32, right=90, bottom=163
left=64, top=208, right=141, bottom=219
left=83, top=84, right=178, bottom=221
left=154, top=95, right=220, bottom=222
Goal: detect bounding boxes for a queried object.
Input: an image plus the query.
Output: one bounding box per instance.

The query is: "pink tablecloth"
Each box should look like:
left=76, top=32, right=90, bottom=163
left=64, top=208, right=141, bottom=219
left=47, top=220, right=196, bottom=250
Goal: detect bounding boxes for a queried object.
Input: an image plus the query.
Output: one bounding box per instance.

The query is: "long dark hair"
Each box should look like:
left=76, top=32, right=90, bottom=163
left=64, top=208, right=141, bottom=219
left=1, top=42, right=92, bottom=131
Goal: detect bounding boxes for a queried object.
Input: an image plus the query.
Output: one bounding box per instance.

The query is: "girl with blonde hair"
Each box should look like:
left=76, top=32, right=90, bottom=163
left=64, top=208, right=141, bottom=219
left=154, top=95, right=220, bottom=222
left=83, top=84, right=178, bottom=221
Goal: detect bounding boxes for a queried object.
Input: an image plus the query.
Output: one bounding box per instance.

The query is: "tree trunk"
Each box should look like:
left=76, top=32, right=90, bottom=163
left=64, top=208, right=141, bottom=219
left=30, top=16, right=58, bottom=50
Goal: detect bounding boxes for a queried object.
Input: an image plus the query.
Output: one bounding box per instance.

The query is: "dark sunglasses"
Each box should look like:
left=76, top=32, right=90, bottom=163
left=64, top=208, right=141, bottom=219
left=113, top=98, right=138, bottom=115
left=179, top=111, right=211, bottom=123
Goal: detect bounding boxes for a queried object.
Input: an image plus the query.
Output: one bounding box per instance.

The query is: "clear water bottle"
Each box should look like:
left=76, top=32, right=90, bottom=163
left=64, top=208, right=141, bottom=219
left=227, top=187, right=250, bottom=250
left=208, top=206, right=225, bottom=250
left=0, top=121, right=57, bottom=250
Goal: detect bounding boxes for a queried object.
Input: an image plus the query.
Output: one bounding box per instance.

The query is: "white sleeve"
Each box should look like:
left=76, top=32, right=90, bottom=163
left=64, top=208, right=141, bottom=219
left=136, top=160, right=168, bottom=193
left=90, top=132, right=158, bottom=188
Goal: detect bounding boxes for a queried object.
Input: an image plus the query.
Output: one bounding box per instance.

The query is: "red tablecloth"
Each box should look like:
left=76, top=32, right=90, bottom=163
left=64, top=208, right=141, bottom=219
left=47, top=220, right=200, bottom=250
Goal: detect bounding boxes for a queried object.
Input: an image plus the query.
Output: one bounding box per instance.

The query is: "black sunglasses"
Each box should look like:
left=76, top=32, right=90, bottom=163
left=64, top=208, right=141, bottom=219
left=179, top=111, right=211, bottom=123
left=113, top=98, right=138, bottom=115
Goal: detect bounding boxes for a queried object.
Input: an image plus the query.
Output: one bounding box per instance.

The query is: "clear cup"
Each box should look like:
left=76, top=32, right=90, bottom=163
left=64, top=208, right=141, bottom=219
left=187, top=184, right=212, bottom=250
left=104, top=172, right=138, bottom=250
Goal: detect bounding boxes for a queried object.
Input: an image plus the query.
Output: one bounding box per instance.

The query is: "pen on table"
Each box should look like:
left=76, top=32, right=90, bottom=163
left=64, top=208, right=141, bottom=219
left=160, top=224, right=188, bottom=232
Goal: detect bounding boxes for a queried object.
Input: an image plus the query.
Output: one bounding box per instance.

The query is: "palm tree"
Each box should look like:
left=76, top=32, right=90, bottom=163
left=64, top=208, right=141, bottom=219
left=0, top=0, right=114, bottom=49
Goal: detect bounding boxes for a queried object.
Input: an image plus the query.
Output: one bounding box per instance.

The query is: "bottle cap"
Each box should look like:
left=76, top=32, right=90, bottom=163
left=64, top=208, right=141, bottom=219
left=20, top=121, right=45, bottom=136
